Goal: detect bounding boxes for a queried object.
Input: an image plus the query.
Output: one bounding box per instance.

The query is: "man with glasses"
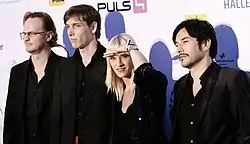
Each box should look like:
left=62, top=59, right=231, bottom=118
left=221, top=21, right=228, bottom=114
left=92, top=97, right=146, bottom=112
left=3, top=11, right=64, bottom=144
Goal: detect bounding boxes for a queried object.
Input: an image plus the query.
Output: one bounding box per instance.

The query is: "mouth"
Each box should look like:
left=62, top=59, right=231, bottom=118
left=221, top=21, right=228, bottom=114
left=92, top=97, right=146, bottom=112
left=116, top=67, right=126, bottom=72
left=178, top=53, right=189, bottom=59
left=25, top=43, right=32, bottom=46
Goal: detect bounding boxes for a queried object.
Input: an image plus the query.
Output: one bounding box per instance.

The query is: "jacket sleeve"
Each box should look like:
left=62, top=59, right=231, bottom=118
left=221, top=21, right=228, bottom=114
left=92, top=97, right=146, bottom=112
left=3, top=67, right=17, bottom=144
left=134, top=63, right=168, bottom=90
left=229, top=70, right=250, bottom=144
left=134, top=63, right=168, bottom=115
left=133, top=63, right=168, bottom=143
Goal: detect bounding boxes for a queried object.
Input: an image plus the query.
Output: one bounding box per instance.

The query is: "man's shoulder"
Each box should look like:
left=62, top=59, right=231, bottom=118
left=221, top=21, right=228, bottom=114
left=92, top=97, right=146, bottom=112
left=219, top=67, right=243, bottom=80
left=172, top=74, right=189, bottom=96
left=11, top=60, right=29, bottom=72
left=58, top=57, right=76, bottom=69
left=219, top=67, right=250, bottom=83
left=175, top=74, right=189, bottom=86
left=220, top=67, right=240, bottom=75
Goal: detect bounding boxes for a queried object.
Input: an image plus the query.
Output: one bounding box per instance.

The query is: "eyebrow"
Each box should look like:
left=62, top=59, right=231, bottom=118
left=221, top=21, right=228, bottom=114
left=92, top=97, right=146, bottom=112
left=181, top=37, right=190, bottom=41
left=119, top=52, right=129, bottom=56
left=110, top=52, right=129, bottom=57
left=65, top=22, right=82, bottom=26
left=174, top=36, right=190, bottom=44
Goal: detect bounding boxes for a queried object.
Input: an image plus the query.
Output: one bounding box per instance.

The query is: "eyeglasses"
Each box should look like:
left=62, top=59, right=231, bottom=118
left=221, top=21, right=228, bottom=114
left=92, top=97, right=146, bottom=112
left=20, top=31, right=46, bottom=40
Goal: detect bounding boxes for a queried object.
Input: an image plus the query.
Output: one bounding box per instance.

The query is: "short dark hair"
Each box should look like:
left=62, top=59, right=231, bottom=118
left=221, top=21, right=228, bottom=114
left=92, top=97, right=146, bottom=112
left=23, top=11, right=58, bottom=47
left=63, top=4, right=101, bottom=39
left=172, top=19, right=218, bottom=59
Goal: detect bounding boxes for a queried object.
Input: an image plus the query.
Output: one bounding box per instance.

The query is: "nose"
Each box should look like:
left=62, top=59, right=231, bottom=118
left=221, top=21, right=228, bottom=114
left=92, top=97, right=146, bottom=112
left=117, top=57, right=124, bottom=67
left=67, top=27, right=74, bottom=37
left=23, top=34, right=30, bottom=41
left=177, top=44, right=184, bottom=54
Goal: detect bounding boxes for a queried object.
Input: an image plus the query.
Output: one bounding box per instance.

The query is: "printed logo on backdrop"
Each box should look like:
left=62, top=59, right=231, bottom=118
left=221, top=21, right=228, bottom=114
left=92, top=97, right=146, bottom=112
left=215, top=24, right=250, bottom=76
left=49, top=0, right=65, bottom=6
left=215, top=25, right=238, bottom=68
left=132, top=0, right=147, bottom=13
left=0, top=0, right=24, bottom=4
left=97, top=0, right=147, bottom=13
left=224, top=0, right=250, bottom=9
left=0, top=45, right=3, bottom=51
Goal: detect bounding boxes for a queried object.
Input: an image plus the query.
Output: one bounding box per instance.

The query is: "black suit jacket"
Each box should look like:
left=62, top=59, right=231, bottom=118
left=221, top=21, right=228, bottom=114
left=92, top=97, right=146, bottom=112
left=171, top=62, right=250, bottom=144
left=52, top=43, right=112, bottom=144
left=3, top=52, right=63, bottom=144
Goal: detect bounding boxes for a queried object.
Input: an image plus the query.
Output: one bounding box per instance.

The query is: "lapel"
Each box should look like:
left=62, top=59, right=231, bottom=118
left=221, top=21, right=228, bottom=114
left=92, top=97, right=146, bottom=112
left=172, top=75, right=188, bottom=132
left=41, top=52, right=60, bottom=103
left=81, top=59, right=106, bottom=115
left=57, top=57, right=77, bottom=116
left=196, top=62, right=221, bottom=127
left=72, top=42, right=107, bottom=114
left=15, top=61, right=29, bottom=119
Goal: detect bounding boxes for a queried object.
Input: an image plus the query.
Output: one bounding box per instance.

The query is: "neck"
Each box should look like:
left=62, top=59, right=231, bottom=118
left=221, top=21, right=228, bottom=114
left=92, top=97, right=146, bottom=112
left=190, top=56, right=212, bottom=80
left=31, top=48, right=51, bottom=70
left=79, top=40, right=98, bottom=66
left=122, top=75, right=134, bottom=89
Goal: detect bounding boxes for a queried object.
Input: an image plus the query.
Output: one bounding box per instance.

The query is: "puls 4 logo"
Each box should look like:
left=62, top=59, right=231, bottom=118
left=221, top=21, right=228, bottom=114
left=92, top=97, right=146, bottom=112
left=132, top=0, right=147, bottom=13
left=98, top=0, right=147, bottom=13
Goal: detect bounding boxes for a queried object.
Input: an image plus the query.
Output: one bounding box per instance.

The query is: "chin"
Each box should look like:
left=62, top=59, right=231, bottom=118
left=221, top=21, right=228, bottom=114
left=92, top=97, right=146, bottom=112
left=181, top=62, right=191, bottom=68
left=115, top=72, right=127, bottom=78
left=71, top=44, right=78, bottom=49
left=116, top=74, right=126, bottom=78
left=26, top=48, right=37, bottom=54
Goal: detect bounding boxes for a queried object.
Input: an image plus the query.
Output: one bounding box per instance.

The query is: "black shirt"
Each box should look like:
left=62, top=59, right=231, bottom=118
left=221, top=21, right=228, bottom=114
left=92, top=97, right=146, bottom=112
left=176, top=62, right=214, bottom=144
left=24, top=52, right=58, bottom=144
left=72, top=42, right=109, bottom=138
left=113, top=101, right=136, bottom=144
left=25, top=63, right=45, bottom=144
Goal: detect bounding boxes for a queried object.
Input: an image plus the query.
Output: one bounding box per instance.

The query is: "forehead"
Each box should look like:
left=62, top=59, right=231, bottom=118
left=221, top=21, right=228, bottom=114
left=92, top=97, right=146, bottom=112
left=23, top=18, right=44, bottom=31
left=109, top=51, right=130, bottom=57
left=176, top=28, right=192, bottom=40
left=66, top=16, right=86, bottom=25
left=109, top=43, right=126, bottom=50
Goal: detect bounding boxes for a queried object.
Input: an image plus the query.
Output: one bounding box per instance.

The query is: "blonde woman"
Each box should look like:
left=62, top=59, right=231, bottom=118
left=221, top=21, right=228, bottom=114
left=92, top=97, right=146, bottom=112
left=104, top=33, right=168, bottom=144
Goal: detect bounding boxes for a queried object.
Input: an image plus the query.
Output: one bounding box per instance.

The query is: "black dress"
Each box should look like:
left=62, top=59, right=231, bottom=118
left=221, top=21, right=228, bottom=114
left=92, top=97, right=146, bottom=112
left=112, top=63, right=168, bottom=144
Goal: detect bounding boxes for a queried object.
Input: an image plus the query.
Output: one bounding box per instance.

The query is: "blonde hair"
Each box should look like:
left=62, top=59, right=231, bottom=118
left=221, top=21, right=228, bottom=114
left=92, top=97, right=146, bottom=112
left=105, top=33, right=137, bottom=101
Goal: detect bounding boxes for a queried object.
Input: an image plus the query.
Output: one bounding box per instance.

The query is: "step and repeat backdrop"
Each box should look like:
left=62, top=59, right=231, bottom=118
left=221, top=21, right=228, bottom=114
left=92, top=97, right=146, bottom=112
left=0, top=0, right=250, bottom=142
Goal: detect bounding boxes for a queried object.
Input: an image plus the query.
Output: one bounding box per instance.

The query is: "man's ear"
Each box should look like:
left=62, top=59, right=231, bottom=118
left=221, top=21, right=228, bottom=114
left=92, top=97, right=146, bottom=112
left=91, top=21, right=97, bottom=34
left=201, top=39, right=211, bottom=51
left=46, top=31, right=53, bottom=42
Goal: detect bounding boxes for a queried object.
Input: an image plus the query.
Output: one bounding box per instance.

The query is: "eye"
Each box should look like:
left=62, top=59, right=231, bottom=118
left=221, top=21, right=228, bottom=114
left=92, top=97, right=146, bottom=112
left=28, top=32, right=36, bottom=36
left=120, top=54, right=129, bottom=58
left=110, top=57, right=116, bottom=60
left=73, top=24, right=81, bottom=29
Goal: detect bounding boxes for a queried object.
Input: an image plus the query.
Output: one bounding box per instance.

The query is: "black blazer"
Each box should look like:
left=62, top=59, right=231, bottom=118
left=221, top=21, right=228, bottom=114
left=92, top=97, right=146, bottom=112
left=171, top=62, right=250, bottom=144
left=52, top=44, right=113, bottom=144
left=112, top=63, right=168, bottom=144
left=3, top=52, right=63, bottom=144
